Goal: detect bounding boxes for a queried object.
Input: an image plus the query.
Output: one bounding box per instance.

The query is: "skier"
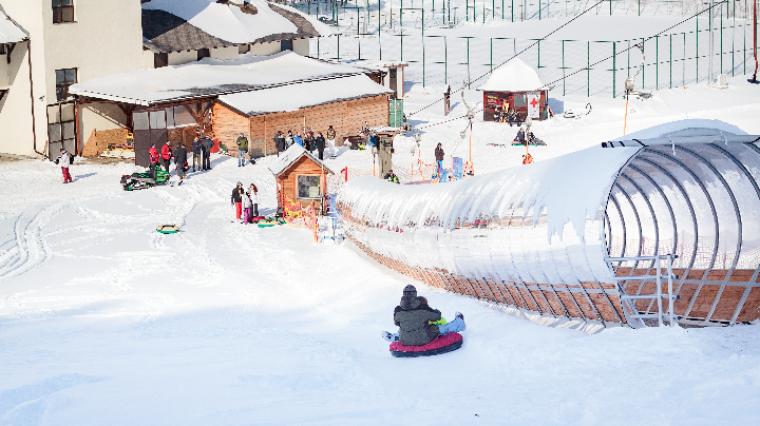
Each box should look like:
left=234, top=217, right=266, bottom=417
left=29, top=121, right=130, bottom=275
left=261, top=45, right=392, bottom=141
left=148, top=143, right=160, bottom=179
left=191, top=134, right=203, bottom=172
left=161, top=141, right=173, bottom=174
left=315, top=131, right=326, bottom=160
left=201, top=134, right=213, bottom=171
left=173, top=142, right=188, bottom=182
left=230, top=182, right=244, bottom=222
left=434, top=143, right=445, bottom=179
left=382, top=285, right=465, bottom=345
left=383, top=169, right=400, bottom=184
left=236, top=132, right=249, bottom=167
left=249, top=183, right=259, bottom=217
left=54, top=147, right=74, bottom=184
left=242, top=188, right=253, bottom=224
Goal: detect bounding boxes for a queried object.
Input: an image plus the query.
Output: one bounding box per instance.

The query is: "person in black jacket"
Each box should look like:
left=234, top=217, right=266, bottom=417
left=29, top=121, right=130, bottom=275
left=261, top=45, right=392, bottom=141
left=315, top=132, right=326, bottom=160
left=383, top=285, right=465, bottom=346
left=173, top=143, right=188, bottom=179
left=231, top=182, right=244, bottom=222
left=201, top=135, right=213, bottom=171
left=191, top=135, right=203, bottom=172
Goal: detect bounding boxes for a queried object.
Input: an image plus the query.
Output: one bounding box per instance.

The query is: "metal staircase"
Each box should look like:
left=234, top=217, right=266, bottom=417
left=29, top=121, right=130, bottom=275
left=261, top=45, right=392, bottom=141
left=608, top=254, right=677, bottom=327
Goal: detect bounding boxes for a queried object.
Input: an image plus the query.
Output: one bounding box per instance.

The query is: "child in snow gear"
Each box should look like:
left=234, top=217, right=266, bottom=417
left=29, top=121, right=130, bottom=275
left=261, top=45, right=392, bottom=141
left=231, top=182, right=244, bottom=222
left=161, top=141, right=173, bottom=173
left=242, top=190, right=253, bottom=224
left=148, top=144, right=160, bottom=179
left=236, top=133, right=249, bottom=167
left=384, top=169, right=400, bottom=184
left=434, top=143, right=445, bottom=181
left=386, top=285, right=465, bottom=346
left=54, top=148, right=74, bottom=183
left=514, top=126, right=526, bottom=145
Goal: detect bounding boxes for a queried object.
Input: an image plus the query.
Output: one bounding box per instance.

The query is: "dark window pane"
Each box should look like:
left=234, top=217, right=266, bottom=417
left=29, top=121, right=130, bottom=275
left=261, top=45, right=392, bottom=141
left=62, top=121, right=76, bottom=140
left=56, top=86, right=67, bottom=101
left=281, top=39, right=293, bottom=52
left=65, top=68, right=77, bottom=82
left=197, top=48, right=210, bottom=60
left=56, top=69, right=65, bottom=84
left=61, top=7, right=74, bottom=23
left=154, top=53, right=168, bottom=68
left=297, top=175, right=321, bottom=199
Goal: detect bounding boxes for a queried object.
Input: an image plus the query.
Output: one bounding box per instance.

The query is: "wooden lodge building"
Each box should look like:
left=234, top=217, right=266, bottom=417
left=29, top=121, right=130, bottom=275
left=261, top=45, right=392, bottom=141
left=70, top=52, right=391, bottom=166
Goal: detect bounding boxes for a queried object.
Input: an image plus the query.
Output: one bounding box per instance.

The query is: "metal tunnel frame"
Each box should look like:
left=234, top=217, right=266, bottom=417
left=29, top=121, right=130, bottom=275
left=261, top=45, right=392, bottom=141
left=603, top=135, right=760, bottom=326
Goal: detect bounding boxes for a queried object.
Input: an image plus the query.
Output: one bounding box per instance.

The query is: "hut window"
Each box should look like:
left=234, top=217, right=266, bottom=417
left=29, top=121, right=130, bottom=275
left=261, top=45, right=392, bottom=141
left=154, top=53, right=168, bottom=68
left=53, top=0, right=75, bottom=24
left=513, top=94, right=527, bottom=108
left=281, top=40, right=293, bottom=52
left=297, top=175, right=321, bottom=199
left=197, top=48, right=210, bottom=61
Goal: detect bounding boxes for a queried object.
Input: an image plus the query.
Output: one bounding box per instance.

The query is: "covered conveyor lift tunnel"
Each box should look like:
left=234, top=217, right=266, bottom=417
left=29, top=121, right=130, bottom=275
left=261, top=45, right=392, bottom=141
left=338, top=122, right=760, bottom=328
left=603, top=129, right=760, bottom=327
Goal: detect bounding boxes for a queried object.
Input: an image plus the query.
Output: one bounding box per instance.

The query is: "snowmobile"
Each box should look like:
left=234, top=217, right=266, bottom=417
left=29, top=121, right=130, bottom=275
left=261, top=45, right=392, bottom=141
left=120, top=168, right=170, bottom=191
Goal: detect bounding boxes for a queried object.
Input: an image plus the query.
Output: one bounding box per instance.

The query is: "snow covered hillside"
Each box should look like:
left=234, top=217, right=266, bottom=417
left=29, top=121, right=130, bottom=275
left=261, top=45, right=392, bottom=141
left=1, top=155, right=759, bottom=425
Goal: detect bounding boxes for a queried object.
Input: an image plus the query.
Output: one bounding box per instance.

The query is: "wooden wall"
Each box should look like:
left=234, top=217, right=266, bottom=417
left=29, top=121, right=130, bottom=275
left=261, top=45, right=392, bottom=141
left=213, top=94, right=390, bottom=157
left=277, top=155, right=329, bottom=212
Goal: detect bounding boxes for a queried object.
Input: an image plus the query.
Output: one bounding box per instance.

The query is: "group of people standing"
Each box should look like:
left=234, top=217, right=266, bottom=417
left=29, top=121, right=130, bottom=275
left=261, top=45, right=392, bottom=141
left=230, top=182, right=260, bottom=224
left=273, top=124, right=336, bottom=160
left=147, top=132, right=214, bottom=181
left=493, top=103, right=520, bottom=126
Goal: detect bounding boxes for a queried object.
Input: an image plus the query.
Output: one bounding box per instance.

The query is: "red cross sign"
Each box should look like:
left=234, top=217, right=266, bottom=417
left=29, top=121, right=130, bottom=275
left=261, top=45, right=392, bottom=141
left=530, top=97, right=539, bottom=108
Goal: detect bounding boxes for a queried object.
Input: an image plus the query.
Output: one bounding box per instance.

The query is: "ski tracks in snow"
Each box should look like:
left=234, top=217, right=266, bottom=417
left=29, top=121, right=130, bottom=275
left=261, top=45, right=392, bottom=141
left=0, top=205, right=63, bottom=279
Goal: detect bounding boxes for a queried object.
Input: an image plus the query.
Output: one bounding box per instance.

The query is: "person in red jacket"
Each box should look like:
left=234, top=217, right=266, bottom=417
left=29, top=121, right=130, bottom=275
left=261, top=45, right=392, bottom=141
left=148, top=144, right=160, bottom=179
left=160, top=140, right=173, bottom=173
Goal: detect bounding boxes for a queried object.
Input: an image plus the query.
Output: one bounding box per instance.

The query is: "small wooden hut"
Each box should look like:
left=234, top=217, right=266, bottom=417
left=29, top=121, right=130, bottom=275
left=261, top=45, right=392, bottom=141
left=481, top=58, right=549, bottom=122
left=271, top=144, right=335, bottom=214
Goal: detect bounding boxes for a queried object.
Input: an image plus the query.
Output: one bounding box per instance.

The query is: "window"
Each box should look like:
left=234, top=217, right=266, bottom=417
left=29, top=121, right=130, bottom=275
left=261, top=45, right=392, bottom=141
left=238, top=44, right=250, bottom=54
left=47, top=102, right=76, bottom=156
left=197, top=48, right=210, bottom=61
left=154, top=53, right=168, bottom=68
left=53, top=0, right=75, bottom=24
left=0, top=44, right=6, bottom=55
left=55, top=68, right=77, bottom=101
left=281, top=39, right=293, bottom=52
left=0, top=89, right=8, bottom=103
left=297, top=175, right=322, bottom=199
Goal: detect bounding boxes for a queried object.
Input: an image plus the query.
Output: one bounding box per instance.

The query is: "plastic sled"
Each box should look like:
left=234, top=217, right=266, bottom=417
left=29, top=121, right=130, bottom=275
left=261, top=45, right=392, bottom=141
left=156, top=224, right=180, bottom=234
left=389, top=332, right=463, bottom=358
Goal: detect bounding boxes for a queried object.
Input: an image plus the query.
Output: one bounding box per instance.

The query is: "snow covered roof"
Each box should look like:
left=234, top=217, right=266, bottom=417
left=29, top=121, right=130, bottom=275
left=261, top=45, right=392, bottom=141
left=70, top=52, right=367, bottom=106
left=142, top=0, right=329, bottom=51
left=219, top=74, right=390, bottom=116
left=608, top=119, right=758, bottom=145
left=0, top=8, right=27, bottom=43
left=269, top=144, right=335, bottom=176
left=480, top=58, right=544, bottom=92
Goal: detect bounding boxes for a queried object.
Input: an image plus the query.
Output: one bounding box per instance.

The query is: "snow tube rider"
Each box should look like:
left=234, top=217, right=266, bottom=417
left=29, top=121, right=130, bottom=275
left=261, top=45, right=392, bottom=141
left=383, top=285, right=465, bottom=356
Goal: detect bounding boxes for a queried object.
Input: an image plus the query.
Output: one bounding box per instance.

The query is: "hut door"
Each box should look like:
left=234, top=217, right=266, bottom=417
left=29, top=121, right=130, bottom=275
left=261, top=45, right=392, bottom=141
left=132, top=110, right=168, bottom=167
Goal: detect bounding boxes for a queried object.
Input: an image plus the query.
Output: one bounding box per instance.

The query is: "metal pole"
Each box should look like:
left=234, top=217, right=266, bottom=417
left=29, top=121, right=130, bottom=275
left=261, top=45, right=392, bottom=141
left=337, top=33, right=341, bottom=61
left=490, top=37, right=494, bottom=72
left=720, top=2, right=724, bottom=75
left=562, top=39, right=566, bottom=96
left=641, top=37, right=645, bottom=89
left=445, top=36, right=448, bottom=84
left=683, top=32, right=687, bottom=85
left=467, top=37, right=471, bottom=87
left=656, top=257, right=664, bottom=327
left=656, top=35, right=659, bottom=90
left=587, top=41, right=591, bottom=97
left=709, top=0, right=715, bottom=84
left=696, top=17, right=700, bottom=83
left=613, top=41, right=617, bottom=98
left=537, top=39, right=541, bottom=69
left=423, top=36, right=426, bottom=87
left=667, top=254, right=675, bottom=325
left=669, top=33, right=673, bottom=88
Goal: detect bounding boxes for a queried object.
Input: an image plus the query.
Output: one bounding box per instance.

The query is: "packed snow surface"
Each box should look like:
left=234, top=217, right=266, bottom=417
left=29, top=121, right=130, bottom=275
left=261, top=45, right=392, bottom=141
left=143, top=0, right=300, bottom=43
left=0, top=8, right=26, bottom=43
left=479, top=57, right=544, bottom=92
left=219, top=74, right=390, bottom=116
left=70, top=51, right=365, bottom=105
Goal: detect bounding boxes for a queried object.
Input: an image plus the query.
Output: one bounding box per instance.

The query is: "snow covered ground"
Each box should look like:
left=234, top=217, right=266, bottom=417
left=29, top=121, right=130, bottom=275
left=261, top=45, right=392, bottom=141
left=2, top=71, right=760, bottom=424
left=1, top=152, right=760, bottom=425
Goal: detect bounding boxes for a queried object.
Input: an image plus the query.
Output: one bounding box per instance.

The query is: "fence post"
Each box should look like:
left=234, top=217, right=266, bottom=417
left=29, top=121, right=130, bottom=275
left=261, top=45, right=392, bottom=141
left=445, top=36, right=448, bottom=84
left=641, top=37, right=645, bottom=90
left=561, top=39, right=566, bottom=96
left=337, top=33, right=341, bottom=61
left=627, top=39, right=631, bottom=78
left=696, top=17, right=699, bottom=83
left=401, top=0, right=404, bottom=26
left=539, top=0, right=542, bottom=20
left=490, top=37, right=494, bottom=72
left=423, top=36, right=426, bottom=87
left=655, top=36, right=659, bottom=90
left=683, top=32, right=686, bottom=86
left=537, top=39, right=542, bottom=69
left=587, top=41, right=591, bottom=97
left=609, top=0, right=613, bottom=16
left=669, top=33, right=673, bottom=88
left=512, top=0, right=514, bottom=22
left=317, top=36, right=320, bottom=58
left=720, top=2, right=724, bottom=75
left=467, top=37, right=472, bottom=87
left=358, top=35, right=362, bottom=60
left=613, top=41, right=617, bottom=98
left=502, top=0, right=505, bottom=20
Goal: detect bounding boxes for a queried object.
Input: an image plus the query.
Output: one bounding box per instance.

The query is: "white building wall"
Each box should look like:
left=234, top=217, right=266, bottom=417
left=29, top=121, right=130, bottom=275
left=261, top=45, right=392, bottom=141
left=0, top=40, right=36, bottom=157
left=0, top=0, right=146, bottom=157
left=250, top=41, right=281, bottom=56
left=168, top=50, right=198, bottom=66
left=294, top=38, right=310, bottom=56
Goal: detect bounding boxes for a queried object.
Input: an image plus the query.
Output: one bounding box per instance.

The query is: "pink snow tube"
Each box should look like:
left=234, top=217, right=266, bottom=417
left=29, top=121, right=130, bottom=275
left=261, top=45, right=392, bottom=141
left=389, top=333, right=463, bottom=358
